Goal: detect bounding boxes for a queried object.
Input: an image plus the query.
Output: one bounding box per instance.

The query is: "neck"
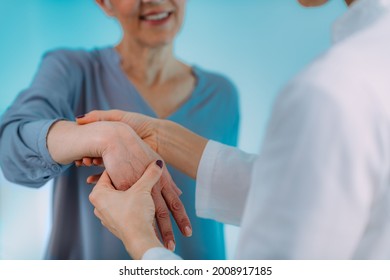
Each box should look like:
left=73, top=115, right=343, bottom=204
left=116, top=38, right=177, bottom=86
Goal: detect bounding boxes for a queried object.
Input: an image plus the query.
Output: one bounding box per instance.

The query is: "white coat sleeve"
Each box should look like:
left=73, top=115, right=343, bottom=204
left=235, top=78, right=385, bottom=259
left=142, top=247, right=182, bottom=260
left=195, top=140, right=258, bottom=226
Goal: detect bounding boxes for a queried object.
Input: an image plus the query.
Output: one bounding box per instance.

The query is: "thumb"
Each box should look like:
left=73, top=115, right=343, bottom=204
left=94, top=170, right=115, bottom=191
left=131, top=160, right=164, bottom=193
left=89, top=170, right=115, bottom=208
left=76, top=109, right=125, bottom=125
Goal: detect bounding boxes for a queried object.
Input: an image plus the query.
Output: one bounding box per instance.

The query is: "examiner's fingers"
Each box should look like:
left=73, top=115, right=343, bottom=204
left=94, top=208, right=103, bottom=221
left=76, top=110, right=125, bottom=125
left=92, top=171, right=114, bottom=191
left=87, top=173, right=103, bottom=184
left=89, top=171, right=116, bottom=210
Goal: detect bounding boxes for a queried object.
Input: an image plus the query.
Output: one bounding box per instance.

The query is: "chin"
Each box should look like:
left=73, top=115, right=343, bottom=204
left=143, top=35, right=175, bottom=48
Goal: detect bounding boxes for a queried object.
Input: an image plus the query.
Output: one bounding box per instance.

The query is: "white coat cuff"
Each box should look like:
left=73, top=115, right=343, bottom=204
left=142, top=247, right=182, bottom=260
left=196, top=140, right=223, bottom=219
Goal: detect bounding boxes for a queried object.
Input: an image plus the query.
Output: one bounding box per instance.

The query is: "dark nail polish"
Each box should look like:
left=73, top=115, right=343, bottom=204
left=76, top=114, right=85, bottom=119
left=156, top=160, right=163, bottom=169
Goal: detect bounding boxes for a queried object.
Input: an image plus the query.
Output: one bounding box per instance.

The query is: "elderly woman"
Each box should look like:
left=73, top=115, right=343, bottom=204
left=0, top=0, right=239, bottom=260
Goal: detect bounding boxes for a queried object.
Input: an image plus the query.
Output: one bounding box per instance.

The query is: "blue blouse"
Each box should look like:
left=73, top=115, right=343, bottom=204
left=0, top=47, right=239, bottom=260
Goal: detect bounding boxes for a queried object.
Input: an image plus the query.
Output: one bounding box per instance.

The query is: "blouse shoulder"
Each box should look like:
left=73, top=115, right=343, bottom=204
left=193, top=65, right=239, bottom=97
left=41, top=47, right=110, bottom=71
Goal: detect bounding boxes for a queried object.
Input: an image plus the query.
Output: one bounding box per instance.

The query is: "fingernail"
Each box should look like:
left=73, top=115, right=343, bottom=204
left=184, top=226, right=192, bottom=237
left=76, top=114, right=85, bottom=119
left=167, top=240, right=175, bottom=252
left=156, top=160, right=163, bottom=169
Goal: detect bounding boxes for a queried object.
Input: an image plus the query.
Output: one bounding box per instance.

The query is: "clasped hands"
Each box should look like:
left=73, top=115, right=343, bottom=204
left=73, top=112, right=192, bottom=258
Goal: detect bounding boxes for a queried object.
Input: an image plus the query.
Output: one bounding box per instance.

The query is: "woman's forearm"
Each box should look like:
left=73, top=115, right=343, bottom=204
left=47, top=120, right=105, bottom=165
left=157, top=120, right=208, bottom=179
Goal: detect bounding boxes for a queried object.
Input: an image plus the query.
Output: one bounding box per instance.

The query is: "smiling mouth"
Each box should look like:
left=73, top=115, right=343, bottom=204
left=140, top=11, right=172, bottom=22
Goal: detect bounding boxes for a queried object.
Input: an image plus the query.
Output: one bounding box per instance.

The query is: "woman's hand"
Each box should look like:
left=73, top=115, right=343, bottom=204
left=77, top=110, right=208, bottom=179
left=89, top=161, right=165, bottom=260
left=47, top=120, right=192, bottom=250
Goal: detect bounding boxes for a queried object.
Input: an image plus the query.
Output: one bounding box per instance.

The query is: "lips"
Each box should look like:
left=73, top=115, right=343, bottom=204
left=140, top=11, right=172, bottom=22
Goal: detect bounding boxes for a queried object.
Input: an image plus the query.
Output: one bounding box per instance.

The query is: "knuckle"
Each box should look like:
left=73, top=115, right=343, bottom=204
left=151, top=184, right=162, bottom=194
left=89, top=191, right=99, bottom=205
left=156, top=207, right=170, bottom=219
left=162, top=230, right=174, bottom=240
left=93, top=208, right=99, bottom=216
left=170, top=198, right=183, bottom=212
left=160, top=177, right=169, bottom=189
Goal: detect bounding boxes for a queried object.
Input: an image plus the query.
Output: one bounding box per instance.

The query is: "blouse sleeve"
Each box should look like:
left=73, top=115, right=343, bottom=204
left=0, top=51, right=81, bottom=187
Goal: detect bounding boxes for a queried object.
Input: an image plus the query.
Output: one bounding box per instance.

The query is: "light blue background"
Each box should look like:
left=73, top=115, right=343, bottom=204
left=0, top=0, right=346, bottom=259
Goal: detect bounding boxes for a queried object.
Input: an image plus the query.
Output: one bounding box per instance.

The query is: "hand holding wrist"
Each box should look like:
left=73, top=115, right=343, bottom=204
left=89, top=163, right=166, bottom=260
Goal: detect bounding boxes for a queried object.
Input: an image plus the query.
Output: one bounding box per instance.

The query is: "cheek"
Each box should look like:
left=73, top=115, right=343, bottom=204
left=116, top=0, right=139, bottom=18
left=173, top=0, right=186, bottom=17
left=173, top=0, right=186, bottom=6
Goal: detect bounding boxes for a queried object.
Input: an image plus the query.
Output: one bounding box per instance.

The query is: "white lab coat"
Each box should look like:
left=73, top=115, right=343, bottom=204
left=143, top=0, right=390, bottom=260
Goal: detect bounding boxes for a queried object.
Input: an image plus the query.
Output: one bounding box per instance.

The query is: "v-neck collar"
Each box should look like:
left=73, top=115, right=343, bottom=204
left=105, top=47, right=202, bottom=120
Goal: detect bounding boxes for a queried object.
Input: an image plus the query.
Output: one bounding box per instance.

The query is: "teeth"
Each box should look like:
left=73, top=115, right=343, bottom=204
left=144, top=12, right=169, bottom=21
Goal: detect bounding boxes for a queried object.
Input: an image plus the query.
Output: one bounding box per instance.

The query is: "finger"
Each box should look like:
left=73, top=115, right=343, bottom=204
left=87, top=173, right=103, bottom=184
left=89, top=171, right=115, bottom=208
left=92, top=158, right=104, bottom=166
left=131, top=160, right=163, bottom=193
left=173, top=184, right=182, bottom=196
left=75, top=159, right=83, bottom=167
left=94, top=208, right=103, bottom=221
left=94, top=209, right=108, bottom=229
left=76, top=110, right=125, bottom=125
left=161, top=180, right=192, bottom=238
left=153, top=219, right=161, bottom=242
left=162, top=166, right=182, bottom=196
left=82, top=157, right=93, bottom=166
left=93, top=170, right=115, bottom=191
left=152, top=190, right=175, bottom=251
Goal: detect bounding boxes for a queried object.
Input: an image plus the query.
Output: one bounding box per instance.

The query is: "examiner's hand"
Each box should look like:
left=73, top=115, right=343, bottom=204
left=77, top=110, right=160, bottom=153
left=89, top=161, right=165, bottom=260
left=68, top=121, right=192, bottom=249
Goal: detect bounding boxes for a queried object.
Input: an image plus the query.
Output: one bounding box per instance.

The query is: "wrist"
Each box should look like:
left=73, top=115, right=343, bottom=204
left=47, top=121, right=127, bottom=165
left=47, top=120, right=82, bottom=164
left=157, top=120, right=207, bottom=179
left=122, top=229, right=163, bottom=260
